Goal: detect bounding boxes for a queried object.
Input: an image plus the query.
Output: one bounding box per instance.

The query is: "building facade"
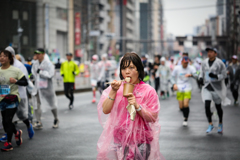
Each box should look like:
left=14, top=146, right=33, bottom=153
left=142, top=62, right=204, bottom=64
left=0, top=0, right=37, bottom=58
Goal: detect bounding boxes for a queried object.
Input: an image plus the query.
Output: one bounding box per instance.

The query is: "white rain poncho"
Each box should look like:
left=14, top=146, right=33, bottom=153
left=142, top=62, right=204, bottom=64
left=13, top=59, right=29, bottom=119
left=156, top=65, right=171, bottom=91
left=31, top=58, right=57, bottom=111
left=5, top=46, right=31, bottom=120
left=98, top=60, right=112, bottom=82
left=199, top=57, right=231, bottom=106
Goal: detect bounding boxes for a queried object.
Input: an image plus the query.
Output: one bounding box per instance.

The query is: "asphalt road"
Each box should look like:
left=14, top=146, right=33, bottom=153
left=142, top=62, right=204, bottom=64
left=0, top=84, right=240, bottom=160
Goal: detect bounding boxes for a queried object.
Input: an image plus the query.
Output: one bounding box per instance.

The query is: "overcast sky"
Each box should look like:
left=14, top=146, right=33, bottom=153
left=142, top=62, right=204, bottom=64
left=163, top=0, right=217, bottom=36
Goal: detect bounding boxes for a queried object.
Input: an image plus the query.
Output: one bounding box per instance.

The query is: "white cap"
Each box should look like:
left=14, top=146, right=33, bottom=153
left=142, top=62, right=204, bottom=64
left=232, top=55, right=238, bottom=60
left=5, top=46, right=15, bottom=56
left=160, top=57, right=166, bottom=62
left=92, top=54, right=98, bottom=60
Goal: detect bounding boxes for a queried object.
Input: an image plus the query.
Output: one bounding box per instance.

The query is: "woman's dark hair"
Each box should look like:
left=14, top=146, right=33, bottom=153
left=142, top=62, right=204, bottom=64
left=119, top=52, right=144, bottom=80
left=1, top=50, right=14, bottom=65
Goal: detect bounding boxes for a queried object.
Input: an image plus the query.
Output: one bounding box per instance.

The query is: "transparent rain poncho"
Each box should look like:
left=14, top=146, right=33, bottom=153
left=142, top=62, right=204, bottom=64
left=199, top=57, right=231, bottom=105
left=31, top=58, right=58, bottom=111
left=156, top=65, right=171, bottom=91
left=97, top=81, right=165, bottom=160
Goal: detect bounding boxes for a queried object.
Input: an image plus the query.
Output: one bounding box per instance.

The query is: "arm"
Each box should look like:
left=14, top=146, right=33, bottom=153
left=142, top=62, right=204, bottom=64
left=39, top=63, right=55, bottom=79
left=127, top=89, right=159, bottom=122
left=73, top=63, right=80, bottom=75
left=9, top=76, right=28, bottom=86
left=15, top=76, right=28, bottom=86
left=102, top=80, right=122, bottom=114
left=198, top=63, right=204, bottom=80
left=60, top=63, right=64, bottom=76
left=216, top=62, right=227, bottom=81
left=170, top=67, right=177, bottom=85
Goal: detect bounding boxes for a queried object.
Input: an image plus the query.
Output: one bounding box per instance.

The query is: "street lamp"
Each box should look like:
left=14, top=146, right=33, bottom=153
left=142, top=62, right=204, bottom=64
left=17, top=20, right=23, bottom=54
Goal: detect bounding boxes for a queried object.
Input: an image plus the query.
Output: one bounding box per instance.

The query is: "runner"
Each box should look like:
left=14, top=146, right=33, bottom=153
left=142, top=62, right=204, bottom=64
left=0, top=50, right=28, bottom=151
left=171, top=57, right=197, bottom=126
left=90, top=55, right=99, bottom=103
left=60, top=53, right=80, bottom=109
left=198, top=47, right=229, bottom=133
left=0, top=47, right=35, bottom=142
left=97, top=54, right=111, bottom=94
left=97, top=52, right=165, bottom=159
left=152, top=55, right=161, bottom=93
left=31, top=48, right=59, bottom=129
left=227, top=55, right=240, bottom=105
left=157, top=57, right=171, bottom=99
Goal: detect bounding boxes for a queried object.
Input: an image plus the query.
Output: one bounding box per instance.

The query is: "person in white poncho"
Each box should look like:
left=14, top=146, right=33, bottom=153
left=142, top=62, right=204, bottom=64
left=157, top=57, right=171, bottom=99
left=199, top=47, right=230, bottom=134
left=31, top=48, right=59, bottom=129
left=90, top=55, right=99, bottom=103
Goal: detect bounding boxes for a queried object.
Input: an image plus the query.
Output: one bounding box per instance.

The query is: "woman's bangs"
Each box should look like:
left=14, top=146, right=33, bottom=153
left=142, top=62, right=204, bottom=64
left=121, top=59, right=131, bottom=69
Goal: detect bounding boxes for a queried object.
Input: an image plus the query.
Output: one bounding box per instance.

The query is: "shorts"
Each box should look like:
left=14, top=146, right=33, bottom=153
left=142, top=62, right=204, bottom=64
left=0, top=101, right=19, bottom=111
left=176, top=91, right=191, bottom=101
left=202, top=88, right=221, bottom=105
left=91, top=79, right=97, bottom=87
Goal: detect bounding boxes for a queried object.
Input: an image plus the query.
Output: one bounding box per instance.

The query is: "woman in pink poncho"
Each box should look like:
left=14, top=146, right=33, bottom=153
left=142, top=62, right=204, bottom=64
left=97, top=53, right=165, bottom=160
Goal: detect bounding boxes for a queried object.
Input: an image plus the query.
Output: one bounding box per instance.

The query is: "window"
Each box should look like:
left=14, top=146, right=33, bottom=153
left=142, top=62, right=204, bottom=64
left=13, top=35, right=18, bottom=44
left=23, top=11, right=28, bottom=20
left=12, top=10, right=19, bottom=19
left=23, top=36, right=28, bottom=45
left=56, top=8, right=67, bottom=20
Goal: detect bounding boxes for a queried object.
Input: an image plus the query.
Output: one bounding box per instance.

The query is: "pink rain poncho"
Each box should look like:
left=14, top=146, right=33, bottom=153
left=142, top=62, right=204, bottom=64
left=97, top=81, right=165, bottom=160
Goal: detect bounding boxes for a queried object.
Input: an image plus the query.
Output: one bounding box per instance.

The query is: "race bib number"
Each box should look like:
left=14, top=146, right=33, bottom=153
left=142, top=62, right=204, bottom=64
left=0, top=85, right=10, bottom=97
left=39, top=78, right=48, bottom=89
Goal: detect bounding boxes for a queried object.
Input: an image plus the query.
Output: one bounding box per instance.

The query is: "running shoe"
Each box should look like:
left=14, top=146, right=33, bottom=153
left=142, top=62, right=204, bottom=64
left=161, top=95, right=166, bottom=100
left=33, top=121, right=43, bottom=130
left=15, top=130, right=23, bottom=146
left=0, top=134, right=7, bottom=143
left=217, top=124, right=223, bottom=133
left=182, top=121, right=188, bottom=127
left=92, top=98, right=96, bottom=103
left=28, top=123, right=35, bottom=139
left=69, top=104, right=73, bottom=110
left=234, top=100, right=239, bottom=106
left=1, top=142, right=13, bottom=151
left=206, top=125, right=214, bottom=133
left=52, top=119, right=59, bottom=129
left=167, top=92, right=170, bottom=98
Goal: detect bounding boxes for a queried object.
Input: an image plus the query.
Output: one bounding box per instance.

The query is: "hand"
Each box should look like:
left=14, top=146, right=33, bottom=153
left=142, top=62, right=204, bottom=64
left=185, top=74, right=192, bottom=77
left=29, top=74, right=34, bottom=80
left=61, top=74, right=64, bottom=77
left=199, top=78, right=204, bottom=85
left=173, top=84, right=178, bottom=91
left=209, top=73, right=218, bottom=79
left=227, top=71, right=230, bottom=75
left=9, top=77, right=17, bottom=84
left=126, top=93, right=138, bottom=107
left=111, top=80, right=122, bottom=92
left=37, top=69, right=41, bottom=74
left=72, top=71, right=75, bottom=75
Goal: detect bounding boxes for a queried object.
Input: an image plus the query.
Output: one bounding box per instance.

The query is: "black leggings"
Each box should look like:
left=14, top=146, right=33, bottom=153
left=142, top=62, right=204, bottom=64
left=230, top=83, right=239, bottom=101
left=1, top=108, right=18, bottom=143
left=154, top=77, right=160, bottom=92
left=64, top=83, right=74, bottom=105
left=205, top=100, right=223, bottom=123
